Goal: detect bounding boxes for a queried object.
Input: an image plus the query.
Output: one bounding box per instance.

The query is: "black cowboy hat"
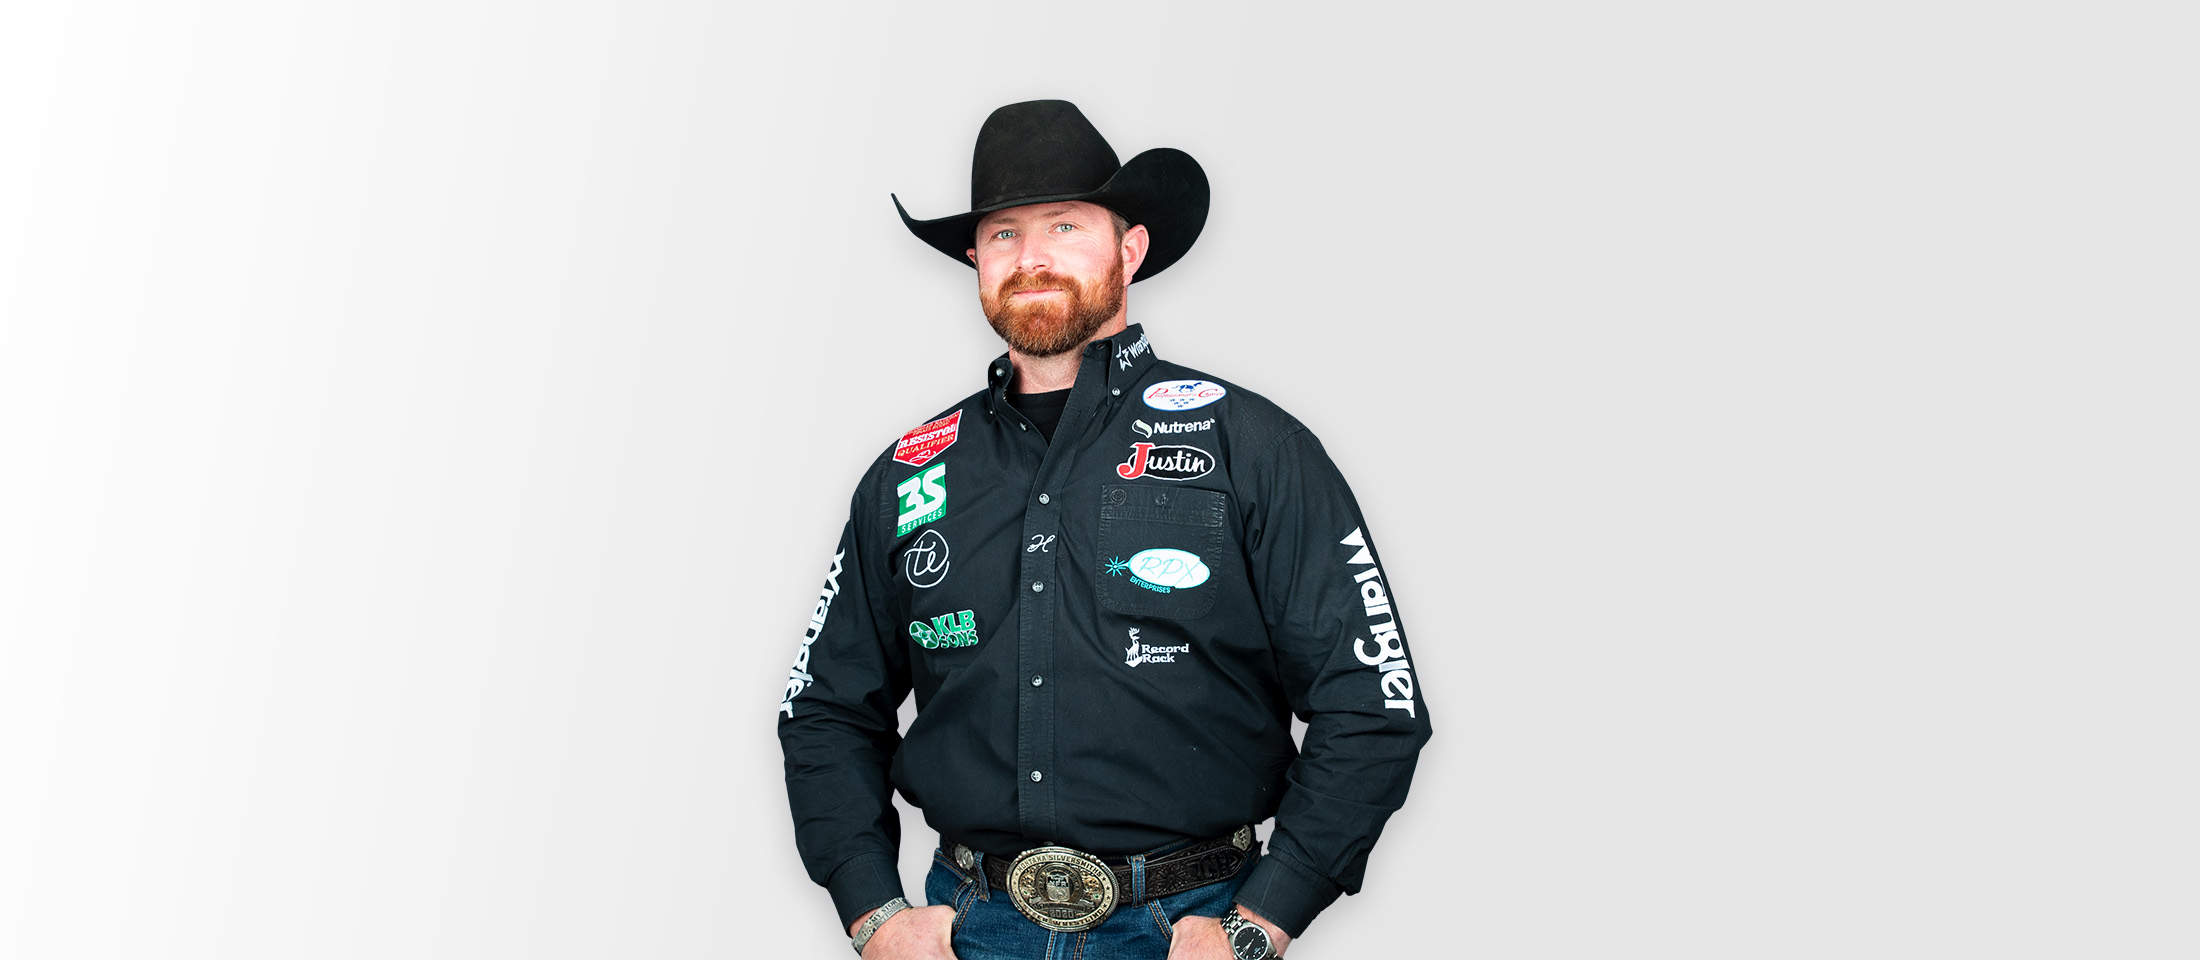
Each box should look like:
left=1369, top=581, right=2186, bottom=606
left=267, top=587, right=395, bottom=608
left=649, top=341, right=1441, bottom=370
left=893, top=100, right=1209, bottom=283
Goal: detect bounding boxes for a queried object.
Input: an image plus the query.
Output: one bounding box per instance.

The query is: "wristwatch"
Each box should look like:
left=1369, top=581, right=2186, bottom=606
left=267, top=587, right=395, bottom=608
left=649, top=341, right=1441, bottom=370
left=1220, top=905, right=1276, bottom=960
left=849, top=897, right=909, bottom=957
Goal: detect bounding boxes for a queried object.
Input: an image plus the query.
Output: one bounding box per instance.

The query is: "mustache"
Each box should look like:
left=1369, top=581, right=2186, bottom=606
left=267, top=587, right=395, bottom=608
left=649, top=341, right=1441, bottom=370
left=994, top=270, right=1085, bottom=297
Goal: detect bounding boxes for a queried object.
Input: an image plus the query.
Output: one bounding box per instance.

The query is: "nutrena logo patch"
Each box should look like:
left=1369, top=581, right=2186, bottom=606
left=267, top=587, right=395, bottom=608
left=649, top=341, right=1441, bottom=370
left=894, top=410, right=962, bottom=467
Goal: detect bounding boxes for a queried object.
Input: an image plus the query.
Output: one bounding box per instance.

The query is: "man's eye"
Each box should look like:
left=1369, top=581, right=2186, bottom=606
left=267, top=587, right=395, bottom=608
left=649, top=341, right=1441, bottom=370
left=992, top=229, right=1016, bottom=240
left=1053, top=223, right=1076, bottom=232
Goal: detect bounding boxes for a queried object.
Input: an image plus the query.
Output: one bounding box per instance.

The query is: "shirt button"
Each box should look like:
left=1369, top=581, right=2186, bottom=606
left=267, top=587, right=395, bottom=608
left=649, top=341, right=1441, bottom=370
left=1030, top=771, right=1043, bottom=782
left=1111, top=387, right=1121, bottom=396
left=1032, top=582, right=1044, bottom=593
left=1038, top=493, right=1050, bottom=504
left=1031, top=676, right=1043, bottom=686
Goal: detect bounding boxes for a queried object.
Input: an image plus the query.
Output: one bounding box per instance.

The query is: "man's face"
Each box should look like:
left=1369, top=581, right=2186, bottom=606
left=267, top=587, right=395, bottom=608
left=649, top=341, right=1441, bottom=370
left=969, top=200, right=1145, bottom=358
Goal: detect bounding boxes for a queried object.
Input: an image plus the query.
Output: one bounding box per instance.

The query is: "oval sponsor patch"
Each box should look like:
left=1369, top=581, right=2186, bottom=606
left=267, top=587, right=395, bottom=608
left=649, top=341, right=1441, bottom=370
left=1142, top=379, right=1227, bottom=411
left=1127, top=548, right=1211, bottom=589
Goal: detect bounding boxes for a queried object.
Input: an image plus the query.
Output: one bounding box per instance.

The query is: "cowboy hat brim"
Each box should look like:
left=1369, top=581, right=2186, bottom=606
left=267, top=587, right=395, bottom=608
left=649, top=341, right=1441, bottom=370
left=894, top=147, right=1208, bottom=283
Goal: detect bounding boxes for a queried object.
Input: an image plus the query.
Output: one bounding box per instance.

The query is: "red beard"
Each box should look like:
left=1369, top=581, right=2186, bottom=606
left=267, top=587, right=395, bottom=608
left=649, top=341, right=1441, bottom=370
left=980, top=260, right=1125, bottom=357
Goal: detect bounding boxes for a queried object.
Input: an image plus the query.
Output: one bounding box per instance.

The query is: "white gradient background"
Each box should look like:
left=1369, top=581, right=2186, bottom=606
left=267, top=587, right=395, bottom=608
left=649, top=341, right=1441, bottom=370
left=1, top=2, right=2191, bottom=958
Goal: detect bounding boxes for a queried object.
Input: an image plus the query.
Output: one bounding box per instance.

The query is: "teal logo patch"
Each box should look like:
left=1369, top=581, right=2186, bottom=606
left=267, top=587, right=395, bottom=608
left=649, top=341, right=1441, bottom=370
left=1106, top=549, right=1211, bottom=595
left=896, top=463, right=947, bottom=536
left=909, top=609, right=979, bottom=649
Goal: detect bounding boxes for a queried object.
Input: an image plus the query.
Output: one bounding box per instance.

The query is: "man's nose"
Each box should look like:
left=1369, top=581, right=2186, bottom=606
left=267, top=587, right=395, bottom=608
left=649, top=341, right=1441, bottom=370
left=1016, top=236, right=1050, bottom=273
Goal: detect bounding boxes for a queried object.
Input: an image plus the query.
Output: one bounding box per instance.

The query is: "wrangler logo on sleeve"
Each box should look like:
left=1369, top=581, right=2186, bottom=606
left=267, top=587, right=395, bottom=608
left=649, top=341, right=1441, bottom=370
left=777, top=550, right=845, bottom=718
left=1342, top=527, right=1416, bottom=718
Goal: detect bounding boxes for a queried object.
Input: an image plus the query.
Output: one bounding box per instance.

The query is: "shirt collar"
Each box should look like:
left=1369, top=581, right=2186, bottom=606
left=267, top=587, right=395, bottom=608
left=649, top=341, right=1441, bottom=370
left=985, top=323, right=1159, bottom=414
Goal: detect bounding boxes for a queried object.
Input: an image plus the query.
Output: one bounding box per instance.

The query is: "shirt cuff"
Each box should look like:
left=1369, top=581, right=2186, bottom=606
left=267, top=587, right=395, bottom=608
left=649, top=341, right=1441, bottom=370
left=827, top=853, right=907, bottom=934
left=1231, top=853, right=1341, bottom=940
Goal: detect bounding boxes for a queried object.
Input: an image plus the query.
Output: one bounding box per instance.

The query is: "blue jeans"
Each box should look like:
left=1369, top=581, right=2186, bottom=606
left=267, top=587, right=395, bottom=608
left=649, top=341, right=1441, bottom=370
left=924, top=842, right=1258, bottom=960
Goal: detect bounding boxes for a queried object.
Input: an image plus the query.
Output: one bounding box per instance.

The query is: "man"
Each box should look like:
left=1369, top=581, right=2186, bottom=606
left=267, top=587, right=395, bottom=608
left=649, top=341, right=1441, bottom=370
left=777, top=100, right=1431, bottom=959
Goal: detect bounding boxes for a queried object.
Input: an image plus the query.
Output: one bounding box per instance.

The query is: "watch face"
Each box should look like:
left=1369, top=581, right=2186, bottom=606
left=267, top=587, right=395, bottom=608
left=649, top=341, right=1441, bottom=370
left=1231, top=923, right=1271, bottom=959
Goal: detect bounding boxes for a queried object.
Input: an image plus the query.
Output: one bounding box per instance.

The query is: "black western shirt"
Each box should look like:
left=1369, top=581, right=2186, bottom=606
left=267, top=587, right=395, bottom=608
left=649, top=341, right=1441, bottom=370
left=776, top=325, right=1432, bottom=937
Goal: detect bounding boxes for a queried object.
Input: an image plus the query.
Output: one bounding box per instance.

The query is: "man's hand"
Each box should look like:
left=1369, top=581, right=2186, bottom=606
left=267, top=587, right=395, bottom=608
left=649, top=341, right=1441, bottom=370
left=1167, top=906, right=1290, bottom=959
left=851, top=903, right=958, bottom=959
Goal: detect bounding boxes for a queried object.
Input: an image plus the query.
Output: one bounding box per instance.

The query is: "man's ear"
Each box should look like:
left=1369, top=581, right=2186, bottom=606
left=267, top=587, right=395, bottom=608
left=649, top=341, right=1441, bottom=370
left=966, top=248, right=978, bottom=263
left=1120, top=224, right=1150, bottom=282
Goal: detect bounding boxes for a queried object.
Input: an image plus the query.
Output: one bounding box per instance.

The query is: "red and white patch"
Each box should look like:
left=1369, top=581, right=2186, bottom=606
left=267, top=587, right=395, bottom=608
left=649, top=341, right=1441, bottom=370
left=893, top=410, right=962, bottom=467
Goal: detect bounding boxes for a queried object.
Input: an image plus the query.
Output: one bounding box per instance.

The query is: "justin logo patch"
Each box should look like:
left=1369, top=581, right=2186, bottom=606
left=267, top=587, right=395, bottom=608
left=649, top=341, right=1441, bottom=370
left=1116, top=443, right=1214, bottom=482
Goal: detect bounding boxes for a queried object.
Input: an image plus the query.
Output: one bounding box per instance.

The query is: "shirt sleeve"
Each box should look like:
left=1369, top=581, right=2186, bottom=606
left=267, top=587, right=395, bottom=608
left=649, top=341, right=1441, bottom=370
left=1230, top=428, right=1434, bottom=938
left=776, top=475, right=914, bottom=933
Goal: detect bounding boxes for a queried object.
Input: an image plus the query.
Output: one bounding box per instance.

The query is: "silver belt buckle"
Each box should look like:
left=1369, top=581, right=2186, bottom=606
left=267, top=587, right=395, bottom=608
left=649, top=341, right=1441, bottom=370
left=1004, top=845, right=1118, bottom=932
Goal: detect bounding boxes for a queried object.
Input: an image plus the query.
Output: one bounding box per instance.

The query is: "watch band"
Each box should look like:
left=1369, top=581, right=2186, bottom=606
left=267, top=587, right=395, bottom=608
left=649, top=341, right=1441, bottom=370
left=849, top=897, right=910, bottom=957
left=1221, top=905, right=1276, bottom=960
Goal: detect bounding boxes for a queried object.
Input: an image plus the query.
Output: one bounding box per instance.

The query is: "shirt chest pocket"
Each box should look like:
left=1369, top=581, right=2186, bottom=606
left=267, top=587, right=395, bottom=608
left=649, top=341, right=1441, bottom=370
left=1096, top=484, right=1228, bottom=620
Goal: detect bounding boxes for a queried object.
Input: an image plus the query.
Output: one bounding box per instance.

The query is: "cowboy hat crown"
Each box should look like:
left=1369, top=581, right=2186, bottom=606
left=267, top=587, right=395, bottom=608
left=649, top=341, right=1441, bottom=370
left=893, top=100, right=1209, bottom=282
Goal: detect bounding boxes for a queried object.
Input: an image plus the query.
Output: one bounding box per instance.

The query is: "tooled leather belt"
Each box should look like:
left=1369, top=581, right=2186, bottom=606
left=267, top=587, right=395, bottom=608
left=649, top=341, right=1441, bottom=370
left=949, top=825, right=1254, bottom=931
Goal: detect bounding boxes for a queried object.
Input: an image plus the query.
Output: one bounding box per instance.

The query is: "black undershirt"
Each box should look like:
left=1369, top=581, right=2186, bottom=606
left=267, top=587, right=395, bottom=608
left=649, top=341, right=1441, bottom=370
left=1007, top=388, right=1071, bottom=443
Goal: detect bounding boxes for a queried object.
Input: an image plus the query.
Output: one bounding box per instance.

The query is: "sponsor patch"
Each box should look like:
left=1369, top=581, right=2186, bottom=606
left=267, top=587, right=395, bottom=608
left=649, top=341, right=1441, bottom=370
left=1123, top=627, right=1191, bottom=668
left=896, top=463, right=947, bottom=536
left=1132, top=417, right=1214, bottom=438
left=901, top=528, right=950, bottom=588
left=1105, top=548, right=1211, bottom=595
left=1116, top=443, right=1214, bottom=482
left=894, top=410, right=962, bottom=467
left=1142, top=380, right=1227, bottom=412
left=909, top=609, right=980, bottom=649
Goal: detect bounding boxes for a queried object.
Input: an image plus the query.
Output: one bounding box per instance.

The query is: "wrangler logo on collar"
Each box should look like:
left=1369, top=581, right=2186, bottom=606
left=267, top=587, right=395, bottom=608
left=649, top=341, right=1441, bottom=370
left=1115, top=332, right=1151, bottom=370
left=896, top=463, right=947, bottom=536
left=909, top=609, right=979, bottom=649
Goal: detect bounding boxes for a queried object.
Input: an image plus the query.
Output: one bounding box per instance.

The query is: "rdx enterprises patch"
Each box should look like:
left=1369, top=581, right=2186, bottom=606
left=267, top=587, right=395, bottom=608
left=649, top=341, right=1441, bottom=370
left=908, top=609, right=979, bottom=649
left=894, top=410, right=961, bottom=467
left=1104, top=548, right=1211, bottom=595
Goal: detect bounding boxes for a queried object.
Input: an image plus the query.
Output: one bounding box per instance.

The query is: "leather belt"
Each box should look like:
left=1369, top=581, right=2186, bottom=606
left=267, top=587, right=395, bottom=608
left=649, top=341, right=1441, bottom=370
left=949, top=826, right=1254, bottom=932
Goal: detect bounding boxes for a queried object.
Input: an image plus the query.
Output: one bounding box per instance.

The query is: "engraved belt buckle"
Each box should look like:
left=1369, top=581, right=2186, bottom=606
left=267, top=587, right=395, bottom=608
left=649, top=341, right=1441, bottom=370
left=1005, top=845, right=1118, bottom=932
